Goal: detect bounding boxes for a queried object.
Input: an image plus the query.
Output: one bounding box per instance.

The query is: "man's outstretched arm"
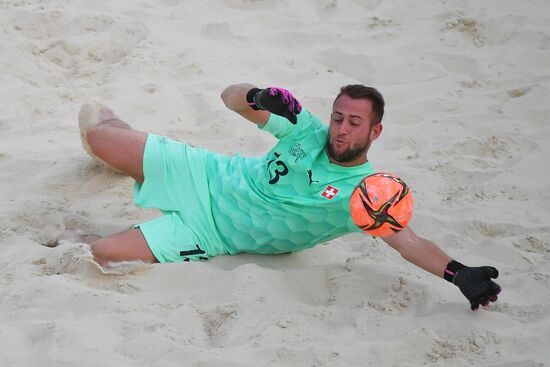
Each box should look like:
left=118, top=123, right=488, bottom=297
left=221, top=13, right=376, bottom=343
left=221, top=83, right=271, bottom=126
left=383, top=227, right=501, bottom=310
left=383, top=226, right=451, bottom=277
left=221, top=84, right=303, bottom=125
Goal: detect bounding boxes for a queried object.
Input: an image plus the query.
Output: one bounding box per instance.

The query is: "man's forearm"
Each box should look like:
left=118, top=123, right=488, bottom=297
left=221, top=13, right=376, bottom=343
left=383, top=227, right=451, bottom=278
left=399, top=237, right=452, bottom=278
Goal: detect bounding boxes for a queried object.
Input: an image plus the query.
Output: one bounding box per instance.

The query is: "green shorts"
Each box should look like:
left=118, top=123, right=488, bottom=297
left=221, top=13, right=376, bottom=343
left=133, top=134, right=227, bottom=263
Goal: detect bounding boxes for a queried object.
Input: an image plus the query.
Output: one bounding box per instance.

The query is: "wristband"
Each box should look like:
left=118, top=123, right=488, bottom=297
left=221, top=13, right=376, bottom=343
left=444, top=260, right=466, bottom=283
left=246, top=88, right=263, bottom=110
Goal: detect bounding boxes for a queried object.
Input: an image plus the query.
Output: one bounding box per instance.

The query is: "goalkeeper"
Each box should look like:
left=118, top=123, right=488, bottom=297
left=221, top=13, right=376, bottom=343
left=78, top=84, right=501, bottom=310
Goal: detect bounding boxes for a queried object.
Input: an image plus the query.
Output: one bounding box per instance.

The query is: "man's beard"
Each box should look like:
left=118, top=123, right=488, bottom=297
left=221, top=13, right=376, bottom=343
left=326, top=132, right=371, bottom=163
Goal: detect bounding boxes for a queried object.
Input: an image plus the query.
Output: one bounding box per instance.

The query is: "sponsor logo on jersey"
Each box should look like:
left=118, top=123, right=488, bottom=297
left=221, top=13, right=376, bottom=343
left=321, top=185, right=339, bottom=200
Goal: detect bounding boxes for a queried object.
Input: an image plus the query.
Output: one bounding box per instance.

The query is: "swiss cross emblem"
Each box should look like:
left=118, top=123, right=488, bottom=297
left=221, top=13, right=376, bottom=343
left=321, top=185, right=339, bottom=200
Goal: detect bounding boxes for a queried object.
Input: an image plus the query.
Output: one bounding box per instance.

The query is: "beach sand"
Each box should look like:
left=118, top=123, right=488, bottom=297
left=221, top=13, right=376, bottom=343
left=0, top=0, right=549, bottom=365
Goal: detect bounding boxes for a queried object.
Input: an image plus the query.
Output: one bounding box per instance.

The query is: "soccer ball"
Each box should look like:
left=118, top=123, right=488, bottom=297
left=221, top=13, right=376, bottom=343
left=349, top=173, right=414, bottom=238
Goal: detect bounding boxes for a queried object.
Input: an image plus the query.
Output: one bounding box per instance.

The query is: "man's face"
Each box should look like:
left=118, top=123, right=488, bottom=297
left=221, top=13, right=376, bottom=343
left=327, top=95, right=382, bottom=166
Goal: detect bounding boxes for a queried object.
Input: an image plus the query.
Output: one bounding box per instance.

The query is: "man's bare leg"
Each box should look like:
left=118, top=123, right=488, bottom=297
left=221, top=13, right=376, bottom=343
left=79, top=101, right=147, bottom=183
left=81, top=228, right=159, bottom=266
left=78, top=102, right=157, bottom=264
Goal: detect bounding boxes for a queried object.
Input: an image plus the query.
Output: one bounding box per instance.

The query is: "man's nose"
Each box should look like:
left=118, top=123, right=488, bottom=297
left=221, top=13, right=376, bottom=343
left=339, top=119, right=352, bottom=135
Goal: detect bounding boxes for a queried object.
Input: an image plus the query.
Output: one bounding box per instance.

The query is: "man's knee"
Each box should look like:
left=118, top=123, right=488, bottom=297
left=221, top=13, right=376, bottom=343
left=85, top=124, right=146, bottom=180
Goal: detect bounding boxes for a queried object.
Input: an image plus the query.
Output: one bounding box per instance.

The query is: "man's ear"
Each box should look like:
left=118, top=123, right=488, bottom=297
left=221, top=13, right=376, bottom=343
left=370, top=123, right=383, bottom=141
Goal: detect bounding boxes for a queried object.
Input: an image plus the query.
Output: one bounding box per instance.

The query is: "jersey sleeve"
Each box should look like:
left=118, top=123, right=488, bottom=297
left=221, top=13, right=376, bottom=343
left=259, top=109, right=323, bottom=140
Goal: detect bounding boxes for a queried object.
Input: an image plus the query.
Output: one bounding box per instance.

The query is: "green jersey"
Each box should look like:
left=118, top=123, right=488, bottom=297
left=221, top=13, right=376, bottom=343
left=206, top=110, right=374, bottom=255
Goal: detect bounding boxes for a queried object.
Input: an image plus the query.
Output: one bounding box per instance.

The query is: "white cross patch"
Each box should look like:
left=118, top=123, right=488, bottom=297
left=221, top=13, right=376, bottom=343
left=321, top=185, right=339, bottom=200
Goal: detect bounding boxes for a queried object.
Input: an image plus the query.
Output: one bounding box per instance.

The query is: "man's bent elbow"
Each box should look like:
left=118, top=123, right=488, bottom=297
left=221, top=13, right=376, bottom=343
left=221, top=83, right=256, bottom=112
left=220, top=86, right=232, bottom=108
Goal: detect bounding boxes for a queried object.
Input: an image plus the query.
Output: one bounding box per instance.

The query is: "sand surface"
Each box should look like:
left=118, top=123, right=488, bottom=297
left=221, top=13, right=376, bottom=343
left=0, top=0, right=549, bottom=366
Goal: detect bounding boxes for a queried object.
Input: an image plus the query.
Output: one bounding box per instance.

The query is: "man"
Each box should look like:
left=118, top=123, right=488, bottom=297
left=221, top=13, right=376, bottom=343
left=78, top=83, right=501, bottom=310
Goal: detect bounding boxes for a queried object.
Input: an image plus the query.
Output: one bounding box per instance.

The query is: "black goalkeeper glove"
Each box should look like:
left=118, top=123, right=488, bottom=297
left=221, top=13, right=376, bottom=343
left=444, top=260, right=502, bottom=311
left=246, top=87, right=302, bottom=124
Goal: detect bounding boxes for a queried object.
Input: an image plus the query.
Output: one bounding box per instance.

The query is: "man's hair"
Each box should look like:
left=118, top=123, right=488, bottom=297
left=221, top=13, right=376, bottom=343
left=335, top=84, right=385, bottom=124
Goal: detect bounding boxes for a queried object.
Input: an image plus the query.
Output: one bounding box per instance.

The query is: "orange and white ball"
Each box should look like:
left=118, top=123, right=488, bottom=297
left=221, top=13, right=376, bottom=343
left=349, top=173, right=414, bottom=238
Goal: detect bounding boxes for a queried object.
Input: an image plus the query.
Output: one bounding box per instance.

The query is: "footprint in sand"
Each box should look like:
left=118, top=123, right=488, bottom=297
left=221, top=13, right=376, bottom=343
left=196, top=304, right=238, bottom=348
left=36, top=240, right=152, bottom=277
left=446, top=135, right=534, bottom=161
left=443, top=12, right=488, bottom=47
left=491, top=302, right=546, bottom=323
left=35, top=242, right=99, bottom=276
left=512, top=234, right=550, bottom=255
left=426, top=332, right=501, bottom=363
left=447, top=220, right=550, bottom=241
left=318, top=47, right=447, bottom=85
left=13, top=10, right=149, bottom=70
left=11, top=201, right=66, bottom=247
left=365, top=275, right=428, bottom=315
left=324, top=264, right=427, bottom=315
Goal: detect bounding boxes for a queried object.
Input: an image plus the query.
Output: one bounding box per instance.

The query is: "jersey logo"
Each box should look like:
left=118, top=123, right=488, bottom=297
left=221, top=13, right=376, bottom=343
left=288, top=143, right=306, bottom=163
left=321, top=185, right=339, bottom=200
left=307, top=169, right=319, bottom=186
